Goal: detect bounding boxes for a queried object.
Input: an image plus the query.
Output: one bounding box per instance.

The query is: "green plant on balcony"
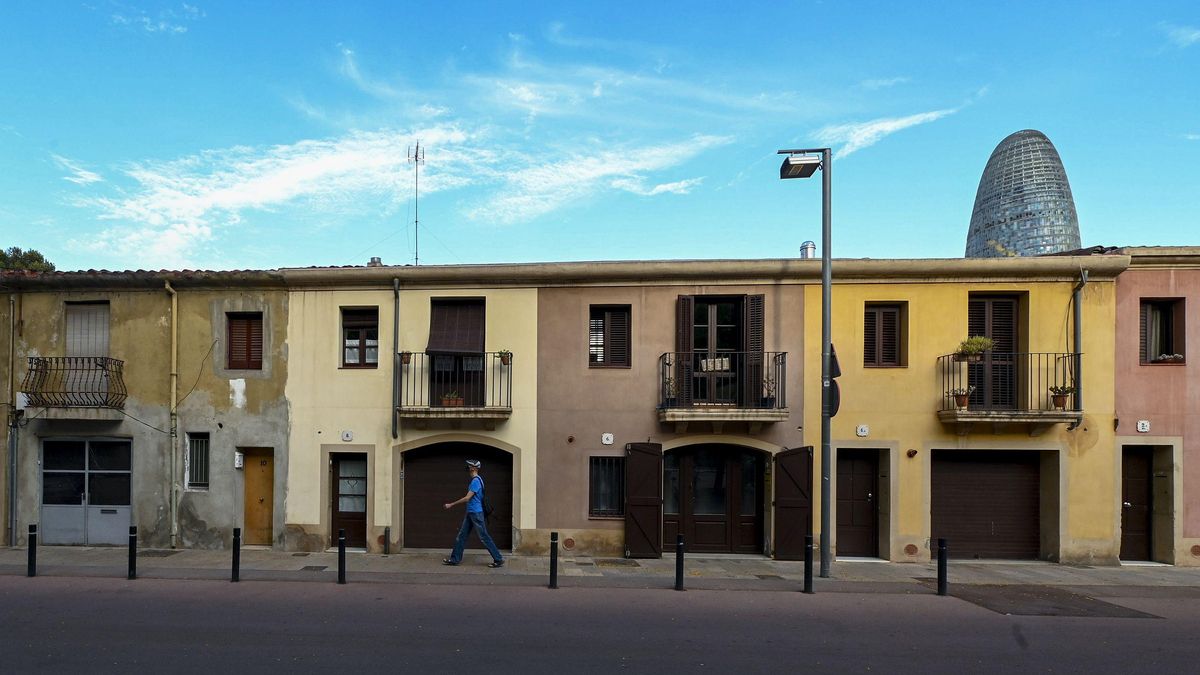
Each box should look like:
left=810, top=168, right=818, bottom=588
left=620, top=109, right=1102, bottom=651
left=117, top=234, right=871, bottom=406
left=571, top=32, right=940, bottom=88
left=498, top=349, right=513, bottom=366
left=661, top=377, right=678, bottom=408
left=440, top=390, right=464, bottom=407
left=1049, top=384, right=1074, bottom=409
left=949, top=386, right=974, bottom=408
left=953, top=336, right=995, bottom=362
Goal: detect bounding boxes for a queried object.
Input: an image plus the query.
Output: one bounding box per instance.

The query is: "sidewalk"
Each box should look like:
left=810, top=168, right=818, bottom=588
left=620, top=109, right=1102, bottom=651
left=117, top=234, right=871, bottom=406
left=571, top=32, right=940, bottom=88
left=4, top=545, right=1200, bottom=592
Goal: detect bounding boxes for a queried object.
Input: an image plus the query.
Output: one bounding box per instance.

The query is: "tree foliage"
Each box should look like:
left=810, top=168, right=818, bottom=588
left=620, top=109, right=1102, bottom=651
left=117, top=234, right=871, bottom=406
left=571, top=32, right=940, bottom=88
left=0, top=246, right=55, bottom=271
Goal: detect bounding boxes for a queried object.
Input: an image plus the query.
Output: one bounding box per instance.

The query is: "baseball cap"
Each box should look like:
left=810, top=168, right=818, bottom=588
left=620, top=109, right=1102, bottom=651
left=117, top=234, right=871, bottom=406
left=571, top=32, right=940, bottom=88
left=466, top=459, right=481, bottom=469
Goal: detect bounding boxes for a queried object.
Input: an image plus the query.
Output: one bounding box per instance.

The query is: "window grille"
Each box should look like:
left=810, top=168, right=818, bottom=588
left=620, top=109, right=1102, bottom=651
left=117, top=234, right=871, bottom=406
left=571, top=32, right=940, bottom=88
left=589, top=456, right=625, bottom=517
left=187, top=432, right=210, bottom=490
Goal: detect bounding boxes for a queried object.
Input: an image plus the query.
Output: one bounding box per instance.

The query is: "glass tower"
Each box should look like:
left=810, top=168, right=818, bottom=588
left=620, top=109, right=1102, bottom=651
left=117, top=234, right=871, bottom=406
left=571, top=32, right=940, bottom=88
left=965, top=129, right=1081, bottom=257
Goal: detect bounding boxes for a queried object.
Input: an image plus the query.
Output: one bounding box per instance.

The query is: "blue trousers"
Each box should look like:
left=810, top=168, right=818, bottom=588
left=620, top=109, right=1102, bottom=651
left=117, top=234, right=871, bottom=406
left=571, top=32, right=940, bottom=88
left=448, top=511, right=504, bottom=564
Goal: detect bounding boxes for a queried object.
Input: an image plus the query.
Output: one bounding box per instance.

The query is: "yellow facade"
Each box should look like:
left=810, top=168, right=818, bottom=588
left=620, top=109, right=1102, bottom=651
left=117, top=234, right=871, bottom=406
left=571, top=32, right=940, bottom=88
left=802, top=263, right=1122, bottom=563
left=284, top=285, right=537, bottom=552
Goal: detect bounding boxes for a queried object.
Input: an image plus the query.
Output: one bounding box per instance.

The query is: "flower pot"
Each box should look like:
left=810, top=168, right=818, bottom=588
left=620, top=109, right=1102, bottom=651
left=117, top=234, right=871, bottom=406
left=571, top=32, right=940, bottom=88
left=500, top=353, right=511, bottom=366
left=400, top=352, right=411, bottom=365
left=1052, top=394, right=1068, bottom=410
left=760, top=396, right=776, bottom=409
left=953, top=394, right=969, bottom=408
left=953, top=353, right=982, bottom=363
left=440, top=397, right=464, bottom=407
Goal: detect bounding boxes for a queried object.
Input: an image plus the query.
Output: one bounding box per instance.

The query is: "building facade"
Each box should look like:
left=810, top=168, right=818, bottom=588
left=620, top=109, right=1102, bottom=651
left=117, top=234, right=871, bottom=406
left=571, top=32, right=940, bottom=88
left=965, top=129, right=1082, bottom=258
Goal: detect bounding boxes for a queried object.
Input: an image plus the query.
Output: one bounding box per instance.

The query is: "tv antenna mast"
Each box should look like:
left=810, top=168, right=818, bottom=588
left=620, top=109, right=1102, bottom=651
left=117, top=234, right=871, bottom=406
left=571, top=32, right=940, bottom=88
left=407, top=142, right=425, bottom=266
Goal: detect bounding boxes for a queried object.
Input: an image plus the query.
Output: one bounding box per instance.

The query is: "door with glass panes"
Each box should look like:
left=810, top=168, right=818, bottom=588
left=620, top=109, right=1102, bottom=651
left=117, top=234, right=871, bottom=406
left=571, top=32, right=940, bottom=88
left=331, top=454, right=367, bottom=548
left=663, top=445, right=763, bottom=554
left=41, top=438, right=132, bottom=545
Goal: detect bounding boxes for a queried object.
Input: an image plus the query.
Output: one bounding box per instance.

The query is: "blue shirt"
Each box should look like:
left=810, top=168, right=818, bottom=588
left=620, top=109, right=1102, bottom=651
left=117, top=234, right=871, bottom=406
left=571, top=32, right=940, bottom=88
left=467, top=476, right=484, bottom=513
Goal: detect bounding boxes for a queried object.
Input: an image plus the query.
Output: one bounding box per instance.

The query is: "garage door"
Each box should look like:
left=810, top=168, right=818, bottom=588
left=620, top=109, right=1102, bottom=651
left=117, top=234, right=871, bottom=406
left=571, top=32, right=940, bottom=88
left=403, top=443, right=512, bottom=550
left=931, top=451, right=1040, bottom=560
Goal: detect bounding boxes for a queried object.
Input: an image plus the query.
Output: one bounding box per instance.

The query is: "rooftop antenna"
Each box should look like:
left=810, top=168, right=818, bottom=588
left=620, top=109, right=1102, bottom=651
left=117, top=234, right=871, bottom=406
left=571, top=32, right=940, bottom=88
left=407, top=141, right=425, bottom=266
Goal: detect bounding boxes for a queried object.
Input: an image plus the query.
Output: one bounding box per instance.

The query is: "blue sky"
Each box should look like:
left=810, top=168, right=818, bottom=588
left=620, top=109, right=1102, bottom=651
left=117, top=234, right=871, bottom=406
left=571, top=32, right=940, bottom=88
left=1, top=1, right=1197, bottom=271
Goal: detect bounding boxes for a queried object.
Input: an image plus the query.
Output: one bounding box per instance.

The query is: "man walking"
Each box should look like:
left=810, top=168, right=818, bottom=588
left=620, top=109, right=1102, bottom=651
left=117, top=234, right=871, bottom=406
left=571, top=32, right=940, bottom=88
left=443, top=459, right=505, bottom=568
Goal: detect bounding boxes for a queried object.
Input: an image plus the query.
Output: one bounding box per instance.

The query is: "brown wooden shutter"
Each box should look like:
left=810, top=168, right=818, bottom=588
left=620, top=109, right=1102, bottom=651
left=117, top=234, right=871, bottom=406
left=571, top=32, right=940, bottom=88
left=624, top=442, right=663, bottom=558
left=989, top=299, right=1017, bottom=352
left=967, top=299, right=987, bottom=338
left=606, top=308, right=630, bottom=367
left=773, top=446, right=813, bottom=560
left=863, top=308, right=878, bottom=365
left=880, top=307, right=899, bottom=366
left=1138, top=302, right=1149, bottom=362
left=675, top=296, right=694, bottom=405
left=742, top=295, right=765, bottom=406
left=227, top=313, right=263, bottom=370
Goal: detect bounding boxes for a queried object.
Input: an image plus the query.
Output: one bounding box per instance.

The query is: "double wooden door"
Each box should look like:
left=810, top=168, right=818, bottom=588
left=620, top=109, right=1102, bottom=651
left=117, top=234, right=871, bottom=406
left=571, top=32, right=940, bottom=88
left=967, top=296, right=1018, bottom=409
left=664, top=445, right=763, bottom=554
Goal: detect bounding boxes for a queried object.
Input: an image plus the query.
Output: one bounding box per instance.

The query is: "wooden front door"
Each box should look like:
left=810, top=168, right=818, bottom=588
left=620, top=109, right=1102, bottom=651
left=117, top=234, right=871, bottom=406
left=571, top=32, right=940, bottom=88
left=664, top=445, right=763, bottom=554
left=967, top=296, right=1019, bottom=409
left=836, top=449, right=878, bottom=557
left=331, top=454, right=368, bottom=548
left=773, top=447, right=812, bottom=560
left=242, top=449, right=274, bottom=546
left=1120, top=446, right=1154, bottom=561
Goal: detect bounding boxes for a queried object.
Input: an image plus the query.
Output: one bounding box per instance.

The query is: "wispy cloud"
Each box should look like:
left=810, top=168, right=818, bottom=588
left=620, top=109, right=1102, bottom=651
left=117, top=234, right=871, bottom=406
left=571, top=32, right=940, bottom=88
left=813, top=87, right=987, bottom=157
left=52, top=155, right=104, bottom=185
left=338, top=44, right=403, bottom=99
left=466, top=134, right=729, bottom=223
left=860, top=76, right=910, bottom=90
left=111, top=3, right=205, bottom=35
left=1162, top=22, right=1200, bottom=48
left=1185, top=133, right=1200, bottom=141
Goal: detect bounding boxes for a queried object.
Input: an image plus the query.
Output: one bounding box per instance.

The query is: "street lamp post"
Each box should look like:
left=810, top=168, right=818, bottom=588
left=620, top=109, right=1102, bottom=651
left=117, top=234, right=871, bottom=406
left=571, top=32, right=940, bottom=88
left=778, top=147, right=833, bottom=578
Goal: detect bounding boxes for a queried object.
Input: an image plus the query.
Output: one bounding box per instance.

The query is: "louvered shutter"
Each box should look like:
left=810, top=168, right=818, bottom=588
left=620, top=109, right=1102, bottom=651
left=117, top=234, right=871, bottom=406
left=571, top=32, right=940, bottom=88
left=863, top=308, right=878, bottom=365
left=741, top=295, right=765, bottom=407
left=606, top=309, right=630, bottom=367
left=880, top=307, right=899, bottom=366
left=227, top=313, right=264, bottom=370
left=675, top=296, right=694, bottom=405
left=1139, top=302, right=1149, bottom=362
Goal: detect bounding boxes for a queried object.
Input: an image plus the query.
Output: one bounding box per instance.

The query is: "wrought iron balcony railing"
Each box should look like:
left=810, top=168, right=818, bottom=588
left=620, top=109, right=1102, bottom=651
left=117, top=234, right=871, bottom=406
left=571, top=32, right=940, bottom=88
left=658, top=351, right=787, bottom=410
left=937, top=351, right=1079, bottom=413
left=397, top=351, right=513, bottom=411
left=21, top=356, right=128, bottom=409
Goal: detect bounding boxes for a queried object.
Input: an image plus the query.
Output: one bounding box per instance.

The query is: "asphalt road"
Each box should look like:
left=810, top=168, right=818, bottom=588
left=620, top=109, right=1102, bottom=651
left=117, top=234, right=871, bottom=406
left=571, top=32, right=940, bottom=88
left=2, top=576, right=1198, bottom=673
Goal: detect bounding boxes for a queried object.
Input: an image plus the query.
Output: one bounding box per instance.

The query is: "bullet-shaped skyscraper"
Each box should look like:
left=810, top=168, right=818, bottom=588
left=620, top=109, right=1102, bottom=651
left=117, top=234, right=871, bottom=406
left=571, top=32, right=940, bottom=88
left=965, top=129, right=1081, bottom=257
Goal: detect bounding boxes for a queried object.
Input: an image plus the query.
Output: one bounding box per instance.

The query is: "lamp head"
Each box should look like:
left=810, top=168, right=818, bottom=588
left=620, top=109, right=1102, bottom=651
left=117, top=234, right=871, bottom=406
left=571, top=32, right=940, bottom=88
left=779, top=154, right=821, bottom=179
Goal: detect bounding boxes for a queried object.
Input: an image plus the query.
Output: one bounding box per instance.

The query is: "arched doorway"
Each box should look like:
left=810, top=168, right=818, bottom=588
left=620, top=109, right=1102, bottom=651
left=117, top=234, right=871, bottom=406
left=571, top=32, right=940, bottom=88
left=664, top=444, right=765, bottom=554
left=402, top=442, right=513, bottom=550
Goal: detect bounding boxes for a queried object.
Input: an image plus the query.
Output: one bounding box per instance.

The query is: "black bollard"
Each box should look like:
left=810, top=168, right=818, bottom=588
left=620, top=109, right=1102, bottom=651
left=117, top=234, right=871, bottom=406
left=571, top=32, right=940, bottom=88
left=803, top=534, right=814, bottom=594
left=231, top=527, right=241, bottom=583
left=337, top=529, right=347, bottom=584
left=384, top=526, right=391, bottom=555
left=27, top=524, right=37, bottom=578
left=937, top=538, right=948, bottom=596
left=127, top=526, right=137, bottom=580
left=674, top=533, right=685, bottom=591
left=549, top=531, right=559, bottom=589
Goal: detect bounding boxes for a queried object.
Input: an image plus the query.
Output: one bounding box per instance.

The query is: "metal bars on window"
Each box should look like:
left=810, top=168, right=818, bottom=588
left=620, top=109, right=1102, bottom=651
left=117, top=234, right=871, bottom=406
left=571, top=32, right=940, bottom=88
left=589, top=456, right=625, bottom=517
left=187, top=433, right=210, bottom=490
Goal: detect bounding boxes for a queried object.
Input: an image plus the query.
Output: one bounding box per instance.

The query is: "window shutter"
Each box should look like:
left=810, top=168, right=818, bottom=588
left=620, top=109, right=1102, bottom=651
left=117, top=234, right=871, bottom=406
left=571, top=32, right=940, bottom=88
left=880, top=307, right=899, bottom=366
left=427, top=300, right=485, bottom=354
left=967, top=299, right=987, bottom=339
left=248, top=316, right=263, bottom=369
left=606, top=309, right=630, bottom=367
left=863, top=309, right=878, bottom=365
left=227, top=313, right=263, bottom=370
left=1139, top=302, right=1149, bottom=362
left=741, top=295, right=765, bottom=406
left=989, top=299, right=1017, bottom=352
left=675, top=296, right=694, bottom=405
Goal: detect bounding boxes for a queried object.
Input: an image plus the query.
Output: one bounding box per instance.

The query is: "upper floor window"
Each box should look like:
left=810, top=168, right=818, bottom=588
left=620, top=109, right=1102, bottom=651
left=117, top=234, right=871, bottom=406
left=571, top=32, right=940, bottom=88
left=1141, top=299, right=1185, bottom=364
left=589, top=305, right=631, bottom=368
left=227, top=312, right=263, bottom=370
left=341, top=307, right=379, bottom=368
left=65, top=301, right=110, bottom=357
left=864, top=303, right=906, bottom=367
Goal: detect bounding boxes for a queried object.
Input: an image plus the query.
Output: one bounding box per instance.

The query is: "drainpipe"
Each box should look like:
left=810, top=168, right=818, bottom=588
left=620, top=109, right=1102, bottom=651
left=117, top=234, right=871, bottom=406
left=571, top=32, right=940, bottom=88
left=1069, top=270, right=1088, bottom=429
left=7, top=294, right=16, bottom=546
left=165, top=281, right=179, bottom=548
left=392, top=278, right=400, bottom=439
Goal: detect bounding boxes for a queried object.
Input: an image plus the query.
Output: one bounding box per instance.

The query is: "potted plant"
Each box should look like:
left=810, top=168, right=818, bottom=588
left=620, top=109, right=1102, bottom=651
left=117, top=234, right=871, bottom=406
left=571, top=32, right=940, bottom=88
left=399, top=351, right=412, bottom=365
left=1048, top=385, right=1074, bottom=409
left=498, top=349, right=512, bottom=366
left=760, top=377, right=777, bottom=409
left=953, top=336, right=995, bottom=363
left=950, top=386, right=974, bottom=408
left=440, top=390, right=464, bottom=407
left=661, top=377, right=678, bottom=408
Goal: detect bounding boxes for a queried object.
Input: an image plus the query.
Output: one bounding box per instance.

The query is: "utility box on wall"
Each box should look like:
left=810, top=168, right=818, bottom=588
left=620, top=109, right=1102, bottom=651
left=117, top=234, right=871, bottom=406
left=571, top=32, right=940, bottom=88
left=234, top=451, right=245, bottom=469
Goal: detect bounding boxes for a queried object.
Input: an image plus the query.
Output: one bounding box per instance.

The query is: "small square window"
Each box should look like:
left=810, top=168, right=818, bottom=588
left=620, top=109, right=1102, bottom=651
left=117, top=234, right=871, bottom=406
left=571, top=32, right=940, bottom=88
left=1141, top=299, right=1185, bottom=364
left=186, top=433, right=210, bottom=490
left=341, top=307, right=379, bottom=368
left=589, top=306, right=631, bottom=368
left=589, top=456, right=625, bottom=517
left=864, top=303, right=907, bottom=367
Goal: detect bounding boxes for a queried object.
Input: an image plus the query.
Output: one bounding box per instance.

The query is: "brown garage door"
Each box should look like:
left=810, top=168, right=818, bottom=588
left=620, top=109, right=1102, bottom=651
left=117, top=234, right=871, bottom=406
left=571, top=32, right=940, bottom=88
left=931, top=451, right=1040, bottom=560
left=403, top=443, right=512, bottom=550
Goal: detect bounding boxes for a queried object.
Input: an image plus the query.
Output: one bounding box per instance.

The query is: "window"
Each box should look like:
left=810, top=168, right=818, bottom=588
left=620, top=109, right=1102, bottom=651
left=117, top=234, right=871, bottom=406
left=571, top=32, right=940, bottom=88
left=1141, top=299, right=1185, bottom=364
left=341, top=307, right=379, bottom=368
left=589, top=456, right=625, bottom=517
left=227, top=312, right=263, bottom=370
left=186, top=433, right=210, bottom=490
left=589, top=305, right=631, bottom=367
left=864, top=303, right=906, bottom=367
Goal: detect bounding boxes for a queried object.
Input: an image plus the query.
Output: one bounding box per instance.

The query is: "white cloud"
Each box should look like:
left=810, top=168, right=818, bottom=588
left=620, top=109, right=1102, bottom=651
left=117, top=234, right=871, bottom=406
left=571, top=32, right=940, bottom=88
left=1163, top=23, right=1200, bottom=48
left=111, top=3, right=204, bottom=35
left=815, top=109, right=957, bottom=157
left=860, top=77, right=910, bottom=90
left=611, top=177, right=703, bottom=196
left=1185, top=133, right=1200, bottom=141
left=338, top=44, right=402, bottom=98
left=52, top=155, right=104, bottom=185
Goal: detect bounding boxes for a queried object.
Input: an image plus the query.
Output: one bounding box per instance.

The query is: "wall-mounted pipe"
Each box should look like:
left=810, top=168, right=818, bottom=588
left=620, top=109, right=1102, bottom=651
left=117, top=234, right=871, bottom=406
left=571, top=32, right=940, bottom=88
left=392, top=278, right=400, bottom=439
left=165, top=281, right=179, bottom=548
left=1070, top=269, right=1089, bottom=428
left=7, top=294, right=17, bottom=546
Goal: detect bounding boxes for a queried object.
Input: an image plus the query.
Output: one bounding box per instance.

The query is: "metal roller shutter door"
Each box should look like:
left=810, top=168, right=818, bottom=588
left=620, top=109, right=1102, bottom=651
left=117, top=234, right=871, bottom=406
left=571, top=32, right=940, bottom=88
left=403, top=444, right=512, bottom=550
left=931, top=451, right=1040, bottom=560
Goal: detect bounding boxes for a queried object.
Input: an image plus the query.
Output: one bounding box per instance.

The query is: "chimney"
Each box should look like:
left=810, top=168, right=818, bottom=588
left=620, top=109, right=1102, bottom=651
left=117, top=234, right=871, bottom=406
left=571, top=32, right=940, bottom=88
left=799, top=241, right=816, bottom=259
left=367, top=257, right=383, bottom=267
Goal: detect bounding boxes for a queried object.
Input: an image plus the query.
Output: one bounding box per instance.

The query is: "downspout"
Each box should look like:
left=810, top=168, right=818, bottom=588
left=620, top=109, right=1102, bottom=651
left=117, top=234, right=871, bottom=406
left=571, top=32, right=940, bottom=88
left=165, top=281, right=179, bottom=548
left=1069, top=269, right=1088, bottom=430
left=392, top=278, right=400, bottom=439
left=7, top=294, right=17, bottom=546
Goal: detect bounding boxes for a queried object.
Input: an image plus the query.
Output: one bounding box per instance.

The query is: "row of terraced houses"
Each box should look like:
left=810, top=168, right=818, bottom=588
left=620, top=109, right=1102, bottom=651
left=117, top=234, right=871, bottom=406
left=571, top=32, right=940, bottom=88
left=2, top=246, right=1198, bottom=565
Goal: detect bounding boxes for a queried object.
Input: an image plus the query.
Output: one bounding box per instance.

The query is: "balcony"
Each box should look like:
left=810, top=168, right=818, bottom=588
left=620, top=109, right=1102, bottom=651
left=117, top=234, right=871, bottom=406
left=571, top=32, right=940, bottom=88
left=20, top=357, right=127, bottom=421
left=397, top=351, right=513, bottom=428
left=936, top=351, right=1082, bottom=435
left=657, top=351, right=788, bottom=433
